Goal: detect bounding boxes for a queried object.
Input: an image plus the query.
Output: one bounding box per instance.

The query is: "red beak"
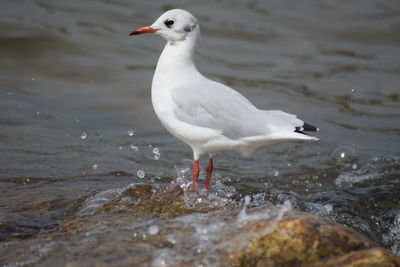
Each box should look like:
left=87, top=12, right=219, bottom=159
left=129, top=26, right=157, bottom=36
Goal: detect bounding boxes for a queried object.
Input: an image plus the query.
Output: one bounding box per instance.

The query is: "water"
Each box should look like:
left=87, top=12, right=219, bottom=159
left=1, top=0, right=399, bottom=264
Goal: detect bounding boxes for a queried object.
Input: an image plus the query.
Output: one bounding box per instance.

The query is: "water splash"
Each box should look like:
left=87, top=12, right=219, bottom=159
left=137, top=170, right=145, bottom=179
left=3, top=241, right=59, bottom=267
left=238, top=196, right=292, bottom=225
left=127, top=130, right=134, bottom=137
left=130, top=144, right=139, bottom=151
left=383, top=212, right=400, bottom=256
left=335, top=156, right=399, bottom=187
left=305, top=202, right=333, bottom=216
left=77, top=188, right=124, bottom=216
left=80, top=132, right=87, bottom=140
left=153, top=147, right=160, bottom=160
left=237, top=195, right=251, bottom=222
left=169, top=167, right=192, bottom=190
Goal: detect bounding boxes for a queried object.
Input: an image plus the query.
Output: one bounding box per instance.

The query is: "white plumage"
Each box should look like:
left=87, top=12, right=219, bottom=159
left=130, top=9, right=318, bottom=189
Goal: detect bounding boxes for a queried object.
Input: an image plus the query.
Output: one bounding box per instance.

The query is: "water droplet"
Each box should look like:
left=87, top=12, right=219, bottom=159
left=127, top=130, right=134, bottom=136
left=273, top=170, right=279, bottom=177
left=166, top=234, right=176, bottom=244
left=351, top=88, right=355, bottom=92
left=148, top=225, right=159, bottom=235
left=153, top=258, right=167, bottom=267
left=8, top=92, right=12, bottom=96
left=352, top=163, right=358, bottom=169
left=75, top=118, right=80, bottom=123
left=118, top=146, right=123, bottom=150
left=130, top=144, right=138, bottom=151
left=31, top=77, right=35, bottom=81
left=333, top=147, right=357, bottom=163
left=80, top=132, right=87, bottom=139
left=287, top=162, right=292, bottom=167
left=92, top=164, right=98, bottom=170
left=152, top=147, right=160, bottom=160
left=36, top=111, right=40, bottom=115
left=137, top=170, right=145, bottom=179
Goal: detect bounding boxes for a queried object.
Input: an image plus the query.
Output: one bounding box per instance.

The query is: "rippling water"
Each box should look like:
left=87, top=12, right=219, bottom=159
left=1, top=0, right=399, bottom=263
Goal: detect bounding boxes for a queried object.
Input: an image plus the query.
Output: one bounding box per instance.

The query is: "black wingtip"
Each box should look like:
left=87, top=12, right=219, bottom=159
left=303, top=122, right=319, bottom=132
left=295, top=122, right=319, bottom=135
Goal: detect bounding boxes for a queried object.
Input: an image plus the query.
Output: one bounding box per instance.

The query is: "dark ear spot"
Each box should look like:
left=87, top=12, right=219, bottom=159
left=184, top=22, right=197, bottom=32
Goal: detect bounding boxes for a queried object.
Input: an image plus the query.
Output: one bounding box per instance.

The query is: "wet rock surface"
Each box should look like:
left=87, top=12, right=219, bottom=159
left=1, top=184, right=399, bottom=266
left=311, top=248, right=400, bottom=267
left=232, top=213, right=391, bottom=267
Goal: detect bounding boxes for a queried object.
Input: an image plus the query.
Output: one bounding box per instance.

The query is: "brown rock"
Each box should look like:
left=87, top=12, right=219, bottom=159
left=99, top=184, right=223, bottom=218
left=229, top=211, right=400, bottom=267
left=310, top=248, right=400, bottom=267
left=2, top=184, right=399, bottom=267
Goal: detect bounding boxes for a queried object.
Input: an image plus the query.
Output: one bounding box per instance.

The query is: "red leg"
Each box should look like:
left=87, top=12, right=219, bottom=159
left=192, top=160, right=200, bottom=190
left=204, top=158, right=213, bottom=189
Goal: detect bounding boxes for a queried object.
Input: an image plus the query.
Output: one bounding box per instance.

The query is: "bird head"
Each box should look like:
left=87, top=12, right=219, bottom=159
left=130, top=9, right=200, bottom=44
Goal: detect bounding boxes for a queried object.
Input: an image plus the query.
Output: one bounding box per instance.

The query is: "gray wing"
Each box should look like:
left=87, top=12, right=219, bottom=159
left=171, top=79, right=280, bottom=140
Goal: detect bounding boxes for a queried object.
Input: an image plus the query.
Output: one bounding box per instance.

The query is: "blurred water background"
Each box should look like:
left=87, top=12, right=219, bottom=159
left=0, top=0, right=399, bottom=263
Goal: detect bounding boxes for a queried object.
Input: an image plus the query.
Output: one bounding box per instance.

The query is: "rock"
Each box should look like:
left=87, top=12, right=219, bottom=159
left=228, top=210, right=400, bottom=267
left=2, top=184, right=399, bottom=267
left=19, top=198, right=64, bottom=213
left=311, top=248, right=400, bottom=267
left=98, top=184, right=228, bottom=218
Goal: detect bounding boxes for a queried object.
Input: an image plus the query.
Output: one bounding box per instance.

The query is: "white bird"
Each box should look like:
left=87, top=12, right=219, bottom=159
left=130, top=9, right=318, bottom=190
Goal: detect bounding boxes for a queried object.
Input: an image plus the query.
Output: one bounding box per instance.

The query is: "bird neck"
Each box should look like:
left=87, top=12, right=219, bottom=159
left=154, top=38, right=199, bottom=80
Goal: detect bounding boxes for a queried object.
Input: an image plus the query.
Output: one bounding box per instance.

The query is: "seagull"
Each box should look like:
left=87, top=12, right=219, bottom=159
left=130, top=9, right=318, bottom=190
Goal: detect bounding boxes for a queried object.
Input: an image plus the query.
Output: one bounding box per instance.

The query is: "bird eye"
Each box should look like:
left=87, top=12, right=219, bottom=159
left=164, top=19, right=174, bottom=27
